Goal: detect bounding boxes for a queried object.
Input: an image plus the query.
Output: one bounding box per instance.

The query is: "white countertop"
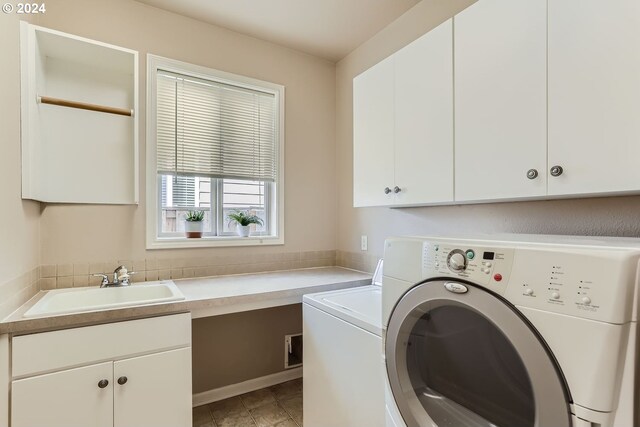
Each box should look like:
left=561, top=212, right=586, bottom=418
left=1, top=267, right=371, bottom=334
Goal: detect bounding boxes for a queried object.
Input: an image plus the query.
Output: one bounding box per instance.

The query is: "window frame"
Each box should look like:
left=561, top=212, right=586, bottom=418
left=146, top=55, right=285, bottom=249
left=216, top=179, right=273, bottom=237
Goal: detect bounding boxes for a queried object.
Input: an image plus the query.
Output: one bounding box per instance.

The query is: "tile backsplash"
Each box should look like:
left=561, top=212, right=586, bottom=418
left=0, top=267, right=40, bottom=320
left=40, top=250, right=340, bottom=290
left=336, top=250, right=380, bottom=274
left=0, top=250, right=376, bottom=319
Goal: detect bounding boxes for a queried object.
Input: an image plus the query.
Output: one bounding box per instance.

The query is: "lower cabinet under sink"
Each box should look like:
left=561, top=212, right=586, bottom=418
left=10, top=313, right=192, bottom=427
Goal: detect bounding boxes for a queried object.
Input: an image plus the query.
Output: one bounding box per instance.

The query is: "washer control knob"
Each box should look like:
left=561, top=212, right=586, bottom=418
left=582, top=296, right=591, bottom=305
left=551, top=292, right=560, bottom=300
left=447, top=251, right=467, bottom=272
left=524, top=288, right=534, bottom=296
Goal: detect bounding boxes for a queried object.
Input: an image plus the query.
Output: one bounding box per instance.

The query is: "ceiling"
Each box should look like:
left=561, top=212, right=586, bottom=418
left=135, top=0, right=421, bottom=61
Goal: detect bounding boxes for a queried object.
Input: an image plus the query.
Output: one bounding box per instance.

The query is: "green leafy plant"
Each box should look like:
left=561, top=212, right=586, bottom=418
left=185, top=210, right=205, bottom=222
left=227, top=210, right=264, bottom=227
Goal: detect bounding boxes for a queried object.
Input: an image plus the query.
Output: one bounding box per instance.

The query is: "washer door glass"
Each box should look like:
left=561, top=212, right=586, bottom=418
left=407, top=304, right=533, bottom=427
left=386, top=280, right=571, bottom=427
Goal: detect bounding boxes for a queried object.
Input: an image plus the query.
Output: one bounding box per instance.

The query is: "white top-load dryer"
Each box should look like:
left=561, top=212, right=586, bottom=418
left=382, top=235, right=640, bottom=427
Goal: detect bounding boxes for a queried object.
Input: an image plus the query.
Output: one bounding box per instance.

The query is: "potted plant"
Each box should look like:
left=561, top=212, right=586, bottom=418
left=184, top=210, right=205, bottom=238
left=227, top=210, right=264, bottom=237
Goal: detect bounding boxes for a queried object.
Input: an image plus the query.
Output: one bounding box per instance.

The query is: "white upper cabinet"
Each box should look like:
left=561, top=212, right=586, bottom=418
left=353, top=1, right=640, bottom=207
left=20, top=22, right=138, bottom=204
left=394, top=19, right=453, bottom=206
left=454, top=0, right=547, bottom=202
left=548, top=0, right=640, bottom=196
left=353, top=57, right=395, bottom=207
left=353, top=19, right=453, bottom=207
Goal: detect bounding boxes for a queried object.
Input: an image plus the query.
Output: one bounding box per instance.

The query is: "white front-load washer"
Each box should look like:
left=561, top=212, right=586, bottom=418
left=382, top=235, right=640, bottom=427
left=303, top=283, right=385, bottom=427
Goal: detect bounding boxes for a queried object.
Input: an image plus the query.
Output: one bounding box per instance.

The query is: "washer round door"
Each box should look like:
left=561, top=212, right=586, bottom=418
left=386, top=280, right=572, bottom=427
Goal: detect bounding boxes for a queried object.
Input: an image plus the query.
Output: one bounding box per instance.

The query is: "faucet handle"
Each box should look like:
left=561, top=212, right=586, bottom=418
left=119, top=271, right=138, bottom=285
left=92, top=274, right=109, bottom=286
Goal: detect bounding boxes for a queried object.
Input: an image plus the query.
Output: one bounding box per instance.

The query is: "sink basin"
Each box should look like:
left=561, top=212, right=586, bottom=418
left=23, top=281, right=185, bottom=318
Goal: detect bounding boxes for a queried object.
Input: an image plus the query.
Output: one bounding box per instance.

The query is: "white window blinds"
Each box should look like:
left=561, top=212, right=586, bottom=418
left=156, top=70, right=277, bottom=182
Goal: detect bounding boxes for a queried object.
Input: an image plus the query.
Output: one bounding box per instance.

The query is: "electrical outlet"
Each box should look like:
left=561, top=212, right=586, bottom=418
left=361, top=235, right=368, bottom=251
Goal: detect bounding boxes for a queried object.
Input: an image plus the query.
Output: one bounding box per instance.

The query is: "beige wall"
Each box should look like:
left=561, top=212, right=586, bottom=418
left=34, top=0, right=337, bottom=266
left=0, top=12, right=41, bottom=317
left=336, top=0, right=640, bottom=262
left=192, top=304, right=302, bottom=393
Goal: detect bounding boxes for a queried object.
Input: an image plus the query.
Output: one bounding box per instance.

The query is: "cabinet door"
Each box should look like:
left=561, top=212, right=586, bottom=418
left=12, top=362, right=113, bottom=427
left=113, top=347, right=192, bottom=427
left=394, top=19, right=454, bottom=205
left=353, top=57, right=395, bottom=207
left=454, top=0, right=547, bottom=202
left=548, top=0, right=640, bottom=196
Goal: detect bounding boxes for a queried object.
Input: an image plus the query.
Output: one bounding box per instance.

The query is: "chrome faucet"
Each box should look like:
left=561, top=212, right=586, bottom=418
left=93, top=265, right=137, bottom=288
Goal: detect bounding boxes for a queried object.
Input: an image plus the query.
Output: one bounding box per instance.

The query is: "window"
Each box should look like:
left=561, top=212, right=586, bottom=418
left=147, top=56, right=284, bottom=248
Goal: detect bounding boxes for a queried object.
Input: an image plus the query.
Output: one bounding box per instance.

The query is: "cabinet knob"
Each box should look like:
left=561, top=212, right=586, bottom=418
left=550, top=165, right=564, bottom=177
left=393, top=186, right=401, bottom=194
left=117, top=376, right=128, bottom=385
left=98, top=379, right=109, bottom=389
left=384, top=187, right=392, bottom=194
left=526, top=169, right=538, bottom=179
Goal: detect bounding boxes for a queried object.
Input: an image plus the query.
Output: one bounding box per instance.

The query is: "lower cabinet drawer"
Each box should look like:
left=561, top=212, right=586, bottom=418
left=12, top=312, right=191, bottom=378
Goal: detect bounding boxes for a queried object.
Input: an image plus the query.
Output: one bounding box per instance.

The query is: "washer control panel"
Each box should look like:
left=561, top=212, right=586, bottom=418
left=422, top=242, right=515, bottom=295
left=505, top=248, right=638, bottom=324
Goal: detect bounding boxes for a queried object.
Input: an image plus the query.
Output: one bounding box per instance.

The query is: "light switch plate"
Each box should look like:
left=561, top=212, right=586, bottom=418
left=361, top=235, right=368, bottom=251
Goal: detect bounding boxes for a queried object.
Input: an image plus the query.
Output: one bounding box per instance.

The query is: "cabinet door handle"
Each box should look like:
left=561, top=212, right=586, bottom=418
left=384, top=187, right=392, bottom=194
left=98, top=379, right=109, bottom=389
left=117, top=376, right=128, bottom=385
left=550, top=165, right=564, bottom=177
left=526, top=169, right=538, bottom=179
left=393, top=186, right=401, bottom=194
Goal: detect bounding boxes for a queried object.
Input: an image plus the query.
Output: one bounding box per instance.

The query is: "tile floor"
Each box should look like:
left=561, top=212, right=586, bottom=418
left=193, top=379, right=303, bottom=427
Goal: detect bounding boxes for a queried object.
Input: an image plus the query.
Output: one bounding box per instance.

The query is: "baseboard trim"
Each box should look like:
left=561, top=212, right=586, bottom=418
left=192, top=367, right=303, bottom=407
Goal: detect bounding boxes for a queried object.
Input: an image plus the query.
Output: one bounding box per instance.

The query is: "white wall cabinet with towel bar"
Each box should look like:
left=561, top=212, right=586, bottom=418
left=20, top=22, right=138, bottom=204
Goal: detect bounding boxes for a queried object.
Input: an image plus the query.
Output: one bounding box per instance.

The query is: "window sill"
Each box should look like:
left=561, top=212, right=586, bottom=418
left=146, top=235, right=284, bottom=250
